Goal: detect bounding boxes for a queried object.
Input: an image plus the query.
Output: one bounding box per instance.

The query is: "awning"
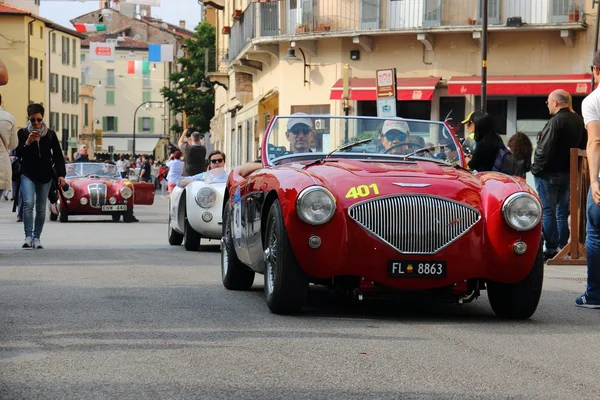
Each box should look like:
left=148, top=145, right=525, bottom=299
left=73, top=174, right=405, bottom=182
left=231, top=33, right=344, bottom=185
left=101, top=137, right=161, bottom=154
left=330, top=77, right=441, bottom=101
left=448, top=74, right=594, bottom=96
left=236, top=89, right=278, bottom=121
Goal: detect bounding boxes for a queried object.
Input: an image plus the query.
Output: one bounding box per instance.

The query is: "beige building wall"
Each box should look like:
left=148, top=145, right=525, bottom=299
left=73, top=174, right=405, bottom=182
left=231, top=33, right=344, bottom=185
left=3, top=0, right=39, bottom=15
left=79, top=84, right=96, bottom=158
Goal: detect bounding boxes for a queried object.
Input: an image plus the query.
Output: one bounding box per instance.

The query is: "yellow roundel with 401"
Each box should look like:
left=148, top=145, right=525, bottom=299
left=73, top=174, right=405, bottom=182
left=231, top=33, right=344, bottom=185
left=345, top=183, right=380, bottom=199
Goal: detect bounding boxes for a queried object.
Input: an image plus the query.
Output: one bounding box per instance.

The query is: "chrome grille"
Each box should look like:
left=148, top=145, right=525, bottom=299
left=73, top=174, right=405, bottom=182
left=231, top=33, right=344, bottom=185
left=87, top=183, right=107, bottom=208
left=348, top=195, right=480, bottom=254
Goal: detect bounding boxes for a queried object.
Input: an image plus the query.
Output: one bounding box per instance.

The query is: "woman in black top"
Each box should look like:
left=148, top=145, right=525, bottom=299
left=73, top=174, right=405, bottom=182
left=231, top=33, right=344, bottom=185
left=16, top=103, right=66, bottom=249
left=467, top=111, right=504, bottom=172
left=507, top=131, right=533, bottom=178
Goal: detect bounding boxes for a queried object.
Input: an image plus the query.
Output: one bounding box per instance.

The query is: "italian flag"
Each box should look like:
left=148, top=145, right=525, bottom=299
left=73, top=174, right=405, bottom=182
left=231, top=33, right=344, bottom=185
left=127, top=60, right=150, bottom=75
left=73, top=23, right=107, bottom=33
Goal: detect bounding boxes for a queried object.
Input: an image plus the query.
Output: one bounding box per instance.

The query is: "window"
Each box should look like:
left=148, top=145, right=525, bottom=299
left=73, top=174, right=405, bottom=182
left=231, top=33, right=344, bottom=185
left=80, top=54, right=86, bottom=63
left=39, top=60, right=43, bottom=82
left=62, top=37, right=67, bottom=65
left=62, top=76, right=71, bottom=103
left=52, top=32, right=56, bottom=53
left=246, top=119, right=252, bottom=163
left=142, top=91, right=151, bottom=103
left=84, top=104, right=89, bottom=127
left=236, top=125, right=242, bottom=166
left=50, top=74, right=59, bottom=93
left=72, top=39, right=76, bottom=67
left=61, top=76, right=66, bottom=101
left=439, top=97, right=466, bottom=131
left=62, top=113, right=69, bottom=139
left=33, top=58, right=38, bottom=80
left=65, top=37, right=70, bottom=65
left=103, top=116, right=118, bottom=132
left=142, top=72, right=151, bottom=88
left=49, top=112, right=59, bottom=132
left=141, top=117, right=153, bottom=132
left=71, top=115, right=78, bottom=138
left=107, top=69, right=115, bottom=87
left=106, top=90, right=115, bottom=105
left=28, top=57, right=33, bottom=79
left=40, top=26, right=43, bottom=39
left=475, top=97, right=508, bottom=135
left=71, top=77, right=78, bottom=104
left=29, top=23, right=33, bottom=36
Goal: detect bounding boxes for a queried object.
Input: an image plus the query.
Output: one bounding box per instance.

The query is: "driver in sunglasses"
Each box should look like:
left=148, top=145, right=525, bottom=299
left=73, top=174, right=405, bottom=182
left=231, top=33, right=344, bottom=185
left=177, top=150, right=227, bottom=188
left=285, top=114, right=315, bottom=154
left=379, top=120, right=411, bottom=154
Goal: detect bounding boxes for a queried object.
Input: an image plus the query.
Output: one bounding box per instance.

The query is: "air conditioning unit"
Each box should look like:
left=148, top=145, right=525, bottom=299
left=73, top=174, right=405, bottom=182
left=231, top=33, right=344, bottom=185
left=314, top=119, right=325, bottom=130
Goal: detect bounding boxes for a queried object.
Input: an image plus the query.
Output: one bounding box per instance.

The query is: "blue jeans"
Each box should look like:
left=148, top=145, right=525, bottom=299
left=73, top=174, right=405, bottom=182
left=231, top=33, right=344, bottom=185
left=534, top=173, right=570, bottom=253
left=20, top=175, right=52, bottom=239
left=586, top=184, right=600, bottom=300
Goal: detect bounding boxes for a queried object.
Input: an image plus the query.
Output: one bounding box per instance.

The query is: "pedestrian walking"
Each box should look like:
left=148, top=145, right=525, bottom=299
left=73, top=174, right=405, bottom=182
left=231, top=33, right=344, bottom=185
left=576, top=52, right=600, bottom=308
left=531, top=89, right=585, bottom=261
left=0, top=93, right=17, bottom=195
left=16, top=103, right=66, bottom=249
left=166, top=151, right=184, bottom=194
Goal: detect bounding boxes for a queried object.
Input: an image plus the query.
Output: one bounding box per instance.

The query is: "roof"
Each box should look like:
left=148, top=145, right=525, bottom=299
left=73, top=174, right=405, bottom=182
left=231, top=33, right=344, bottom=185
left=0, top=4, right=85, bottom=38
left=0, top=4, right=30, bottom=15
left=81, top=34, right=149, bottom=50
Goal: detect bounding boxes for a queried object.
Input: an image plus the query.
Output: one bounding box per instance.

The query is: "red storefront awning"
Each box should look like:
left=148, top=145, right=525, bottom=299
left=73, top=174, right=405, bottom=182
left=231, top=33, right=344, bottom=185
left=330, top=77, right=441, bottom=101
left=447, top=74, right=594, bottom=96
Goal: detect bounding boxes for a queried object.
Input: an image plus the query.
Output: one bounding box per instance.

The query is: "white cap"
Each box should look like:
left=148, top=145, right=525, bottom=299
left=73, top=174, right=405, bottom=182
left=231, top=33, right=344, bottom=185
left=382, top=120, right=410, bottom=135
left=286, top=113, right=312, bottom=131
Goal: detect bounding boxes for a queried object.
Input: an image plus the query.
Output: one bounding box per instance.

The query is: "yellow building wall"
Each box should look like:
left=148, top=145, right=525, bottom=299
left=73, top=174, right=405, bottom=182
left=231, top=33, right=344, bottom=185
left=28, top=17, right=46, bottom=114
left=0, top=15, right=29, bottom=129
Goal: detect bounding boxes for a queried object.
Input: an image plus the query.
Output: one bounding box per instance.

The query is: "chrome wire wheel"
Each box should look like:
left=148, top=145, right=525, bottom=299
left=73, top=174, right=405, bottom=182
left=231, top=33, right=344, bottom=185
left=265, top=228, right=278, bottom=296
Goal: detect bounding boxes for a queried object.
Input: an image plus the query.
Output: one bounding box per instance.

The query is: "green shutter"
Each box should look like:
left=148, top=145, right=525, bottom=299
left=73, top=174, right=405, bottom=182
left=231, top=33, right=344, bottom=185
left=102, top=116, right=107, bottom=131
left=150, top=117, right=154, bottom=133
left=138, top=117, right=143, bottom=132
left=106, top=91, right=115, bottom=105
left=114, top=117, right=118, bottom=132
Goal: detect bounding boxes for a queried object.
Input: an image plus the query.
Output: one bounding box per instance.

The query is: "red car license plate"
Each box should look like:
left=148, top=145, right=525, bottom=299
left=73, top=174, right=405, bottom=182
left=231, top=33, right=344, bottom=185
left=388, top=261, right=447, bottom=278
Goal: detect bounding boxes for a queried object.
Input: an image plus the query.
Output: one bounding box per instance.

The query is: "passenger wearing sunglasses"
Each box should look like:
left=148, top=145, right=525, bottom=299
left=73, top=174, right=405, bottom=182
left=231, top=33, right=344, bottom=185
left=379, top=119, right=411, bottom=154
left=16, top=103, right=66, bottom=249
left=178, top=150, right=228, bottom=188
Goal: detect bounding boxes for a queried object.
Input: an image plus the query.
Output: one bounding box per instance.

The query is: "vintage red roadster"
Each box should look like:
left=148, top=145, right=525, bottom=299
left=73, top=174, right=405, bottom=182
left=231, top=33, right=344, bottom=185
left=50, top=162, right=155, bottom=222
left=221, top=115, right=543, bottom=319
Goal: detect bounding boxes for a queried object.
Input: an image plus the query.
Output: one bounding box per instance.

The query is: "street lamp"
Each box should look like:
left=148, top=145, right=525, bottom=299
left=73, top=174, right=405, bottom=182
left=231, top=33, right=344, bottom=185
left=282, top=47, right=310, bottom=86
left=132, top=101, right=164, bottom=160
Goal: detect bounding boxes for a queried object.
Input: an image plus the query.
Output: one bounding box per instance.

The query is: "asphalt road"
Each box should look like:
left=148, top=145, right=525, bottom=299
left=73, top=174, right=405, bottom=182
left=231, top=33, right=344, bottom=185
left=0, top=194, right=599, bottom=399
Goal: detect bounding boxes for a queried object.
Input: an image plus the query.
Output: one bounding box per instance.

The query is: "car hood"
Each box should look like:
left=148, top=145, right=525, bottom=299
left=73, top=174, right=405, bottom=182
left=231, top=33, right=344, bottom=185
left=308, top=159, right=460, bottom=179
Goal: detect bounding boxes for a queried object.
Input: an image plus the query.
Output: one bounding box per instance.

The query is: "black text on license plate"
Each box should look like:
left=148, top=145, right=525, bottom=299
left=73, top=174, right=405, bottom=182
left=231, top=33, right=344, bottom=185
left=102, top=205, right=127, bottom=211
left=388, top=260, right=447, bottom=278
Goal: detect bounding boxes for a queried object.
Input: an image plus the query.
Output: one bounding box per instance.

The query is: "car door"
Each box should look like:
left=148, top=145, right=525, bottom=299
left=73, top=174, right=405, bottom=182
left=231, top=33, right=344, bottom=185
left=245, top=174, right=268, bottom=271
left=132, top=182, right=155, bottom=205
left=230, top=180, right=251, bottom=265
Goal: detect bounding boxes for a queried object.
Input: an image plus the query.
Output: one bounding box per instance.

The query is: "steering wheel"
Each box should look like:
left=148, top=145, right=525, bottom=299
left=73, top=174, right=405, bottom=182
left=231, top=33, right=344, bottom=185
left=382, top=142, right=426, bottom=155
left=86, top=173, right=101, bottom=179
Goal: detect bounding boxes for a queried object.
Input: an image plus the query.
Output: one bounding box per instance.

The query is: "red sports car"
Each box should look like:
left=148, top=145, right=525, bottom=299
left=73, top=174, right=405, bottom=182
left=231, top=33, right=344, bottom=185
left=222, top=115, right=543, bottom=319
left=50, top=162, right=155, bottom=222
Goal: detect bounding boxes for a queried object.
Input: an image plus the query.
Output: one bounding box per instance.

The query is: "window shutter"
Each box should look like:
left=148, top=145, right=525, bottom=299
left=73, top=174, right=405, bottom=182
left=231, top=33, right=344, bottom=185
left=102, top=117, right=107, bottom=131
left=114, top=117, right=118, bottom=132
left=150, top=118, right=154, bottom=133
left=138, top=117, right=143, bottom=132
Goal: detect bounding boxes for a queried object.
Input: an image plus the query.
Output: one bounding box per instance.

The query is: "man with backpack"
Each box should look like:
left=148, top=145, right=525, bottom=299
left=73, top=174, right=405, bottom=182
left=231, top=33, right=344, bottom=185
left=532, top=89, right=585, bottom=261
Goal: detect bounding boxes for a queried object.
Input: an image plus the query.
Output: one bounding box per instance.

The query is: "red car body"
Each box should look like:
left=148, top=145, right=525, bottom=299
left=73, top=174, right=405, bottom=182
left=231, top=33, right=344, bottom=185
left=53, top=162, right=154, bottom=222
left=222, top=116, right=543, bottom=319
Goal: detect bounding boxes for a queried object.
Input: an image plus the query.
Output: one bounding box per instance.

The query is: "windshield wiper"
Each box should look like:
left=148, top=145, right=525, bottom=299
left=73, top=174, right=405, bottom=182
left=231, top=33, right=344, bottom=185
left=303, top=138, right=372, bottom=169
left=404, top=145, right=446, bottom=161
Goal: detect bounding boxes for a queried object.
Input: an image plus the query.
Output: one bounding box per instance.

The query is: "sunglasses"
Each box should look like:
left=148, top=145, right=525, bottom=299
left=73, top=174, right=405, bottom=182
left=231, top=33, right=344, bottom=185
left=290, top=126, right=311, bottom=135
left=29, top=118, right=43, bottom=123
left=384, top=132, right=408, bottom=142
left=210, top=158, right=224, bottom=164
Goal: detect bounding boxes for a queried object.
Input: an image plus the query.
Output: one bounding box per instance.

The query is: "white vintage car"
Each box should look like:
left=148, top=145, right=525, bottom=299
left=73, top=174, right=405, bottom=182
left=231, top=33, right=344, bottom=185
left=167, top=168, right=228, bottom=251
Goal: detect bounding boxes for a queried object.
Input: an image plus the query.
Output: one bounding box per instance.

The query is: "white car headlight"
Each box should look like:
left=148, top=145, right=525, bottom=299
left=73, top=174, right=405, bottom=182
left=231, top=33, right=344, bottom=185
left=195, top=187, right=217, bottom=208
left=296, top=186, right=336, bottom=225
left=120, top=187, right=133, bottom=199
left=502, top=193, right=542, bottom=231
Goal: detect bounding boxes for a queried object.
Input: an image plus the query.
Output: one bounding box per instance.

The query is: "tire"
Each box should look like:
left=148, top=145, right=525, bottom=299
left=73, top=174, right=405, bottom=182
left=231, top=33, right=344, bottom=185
left=263, top=199, right=308, bottom=314
left=112, top=214, right=121, bottom=222
left=487, top=242, right=544, bottom=319
left=183, top=214, right=202, bottom=251
left=59, top=206, right=68, bottom=223
left=123, top=209, right=134, bottom=223
left=167, top=202, right=184, bottom=246
left=221, top=203, right=254, bottom=290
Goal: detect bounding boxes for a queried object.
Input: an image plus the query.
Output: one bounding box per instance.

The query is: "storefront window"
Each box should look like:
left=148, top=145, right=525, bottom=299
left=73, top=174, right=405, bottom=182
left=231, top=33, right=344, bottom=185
left=475, top=97, right=507, bottom=135
left=357, top=100, right=431, bottom=135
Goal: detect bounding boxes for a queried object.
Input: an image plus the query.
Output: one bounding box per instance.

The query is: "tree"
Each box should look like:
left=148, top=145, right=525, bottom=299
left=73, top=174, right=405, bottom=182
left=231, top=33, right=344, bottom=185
left=161, top=21, right=215, bottom=134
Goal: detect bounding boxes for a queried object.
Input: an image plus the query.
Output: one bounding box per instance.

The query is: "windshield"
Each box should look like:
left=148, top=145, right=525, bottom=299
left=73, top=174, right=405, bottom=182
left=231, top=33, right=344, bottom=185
left=65, top=163, right=121, bottom=179
left=264, top=115, right=462, bottom=166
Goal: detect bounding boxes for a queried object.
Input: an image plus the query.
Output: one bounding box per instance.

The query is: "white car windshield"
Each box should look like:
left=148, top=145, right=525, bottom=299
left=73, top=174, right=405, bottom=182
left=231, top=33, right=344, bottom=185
left=264, top=115, right=462, bottom=166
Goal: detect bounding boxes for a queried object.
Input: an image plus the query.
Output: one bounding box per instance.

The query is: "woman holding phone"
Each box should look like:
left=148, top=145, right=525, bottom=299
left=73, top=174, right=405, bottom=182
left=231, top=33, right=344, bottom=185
left=16, top=103, right=66, bottom=249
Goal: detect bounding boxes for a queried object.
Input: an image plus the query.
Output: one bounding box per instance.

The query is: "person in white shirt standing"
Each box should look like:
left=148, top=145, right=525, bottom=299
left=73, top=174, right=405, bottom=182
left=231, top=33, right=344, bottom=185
left=0, top=93, right=18, bottom=193
left=116, top=154, right=130, bottom=178
left=577, top=51, right=600, bottom=308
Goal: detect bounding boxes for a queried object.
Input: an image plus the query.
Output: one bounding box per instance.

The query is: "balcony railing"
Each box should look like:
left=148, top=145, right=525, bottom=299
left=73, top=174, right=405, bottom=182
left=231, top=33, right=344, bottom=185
left=228, top=0, right=584, bottom=60
left=205, top=48, right=229, bottom=75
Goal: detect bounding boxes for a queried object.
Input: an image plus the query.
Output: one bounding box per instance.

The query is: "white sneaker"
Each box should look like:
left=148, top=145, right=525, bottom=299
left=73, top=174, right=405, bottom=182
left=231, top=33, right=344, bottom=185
left=32, top=238, right=43, bottom=249
left=22, top=237, right=33, bottom=248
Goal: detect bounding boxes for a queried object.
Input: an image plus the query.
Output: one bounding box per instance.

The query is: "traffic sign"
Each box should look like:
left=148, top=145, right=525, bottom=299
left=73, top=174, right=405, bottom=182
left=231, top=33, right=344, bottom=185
left=376, top=68, right=396, bottom=98
left=377, top=98, right=396, bottom=118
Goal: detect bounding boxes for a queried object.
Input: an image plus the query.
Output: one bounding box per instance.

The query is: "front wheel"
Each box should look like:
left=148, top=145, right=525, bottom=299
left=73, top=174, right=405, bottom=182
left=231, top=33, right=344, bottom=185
left=183, top=214, right=202, bottom=251
left=221, top=203, right=254, bottom=290
left=167, top=201, right=184, bottom=246
left=263, top=199, right=308, bottom=314
left=487, top=242, right=544, bottom=319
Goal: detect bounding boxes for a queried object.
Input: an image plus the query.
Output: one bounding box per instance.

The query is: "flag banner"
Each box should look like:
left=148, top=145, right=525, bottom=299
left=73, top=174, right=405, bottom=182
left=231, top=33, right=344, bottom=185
left=89, top=42, right=116, bottom=61
left=148, top=44, right=174, bottom=62
left=73, top=23, right=107, bottom=33
left=127, top=60, right=150, bottom=74
left=124, top=0, right=161, bottom=5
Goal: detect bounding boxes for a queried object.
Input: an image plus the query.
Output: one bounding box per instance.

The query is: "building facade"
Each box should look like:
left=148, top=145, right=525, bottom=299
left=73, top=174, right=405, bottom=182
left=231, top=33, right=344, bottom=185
left=78, top=83, right=96, bottom=159
left=203, top=0, right=592, bottom=168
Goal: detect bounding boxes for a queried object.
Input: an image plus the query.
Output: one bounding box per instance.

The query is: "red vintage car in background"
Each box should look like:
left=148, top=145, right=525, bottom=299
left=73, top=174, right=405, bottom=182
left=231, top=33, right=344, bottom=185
left=49, top=162, right=155, bottom=222
left=221, top=115, right=543, bottom=319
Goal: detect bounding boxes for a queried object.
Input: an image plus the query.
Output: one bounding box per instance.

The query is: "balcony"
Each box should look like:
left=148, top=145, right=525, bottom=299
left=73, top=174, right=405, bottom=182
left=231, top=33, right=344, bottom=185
left=228, top=0, right=585, bottom=61
left=205, top=48, right=229, bottom=75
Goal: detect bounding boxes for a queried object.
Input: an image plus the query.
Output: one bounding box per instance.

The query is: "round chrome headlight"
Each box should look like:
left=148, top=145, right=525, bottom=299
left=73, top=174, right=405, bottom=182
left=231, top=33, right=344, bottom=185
left=502, top=193, right=542, bottom=231
left=296, top=186, right=336, bottom=225
left=62, top=187, right=75, bottom=199
left=195, top=187, right=217, bottom=208
left=120, top=187, right=133, bottom=199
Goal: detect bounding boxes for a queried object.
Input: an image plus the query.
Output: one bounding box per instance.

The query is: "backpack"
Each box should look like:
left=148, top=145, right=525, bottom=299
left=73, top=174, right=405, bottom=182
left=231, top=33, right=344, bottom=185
left=492, top=143, right=518, bottom=175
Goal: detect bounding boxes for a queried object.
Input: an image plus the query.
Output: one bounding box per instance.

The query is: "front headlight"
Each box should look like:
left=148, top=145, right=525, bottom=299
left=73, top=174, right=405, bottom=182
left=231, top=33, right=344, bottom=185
left=296, top=186, right=336, bottom=225
left=62, top=187, right=75, bottom=199
left=502, top=193, right=542, bottom=231
left=120, top=187, right=133, bottom=199
left=195, top=187, right=217, bottom=208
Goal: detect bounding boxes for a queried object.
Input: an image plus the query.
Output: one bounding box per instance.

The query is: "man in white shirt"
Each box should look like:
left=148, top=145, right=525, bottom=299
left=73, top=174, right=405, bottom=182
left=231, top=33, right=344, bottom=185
left=576, top=51, right=600, bottom=308
left=116, top=154, right=130, bottom=178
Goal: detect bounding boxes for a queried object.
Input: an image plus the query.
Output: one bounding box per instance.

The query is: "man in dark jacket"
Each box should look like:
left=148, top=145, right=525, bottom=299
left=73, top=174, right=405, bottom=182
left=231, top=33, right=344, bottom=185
left=178, top=129, right=206, bottom=177
left=532, top=89, right=585, bottom=260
